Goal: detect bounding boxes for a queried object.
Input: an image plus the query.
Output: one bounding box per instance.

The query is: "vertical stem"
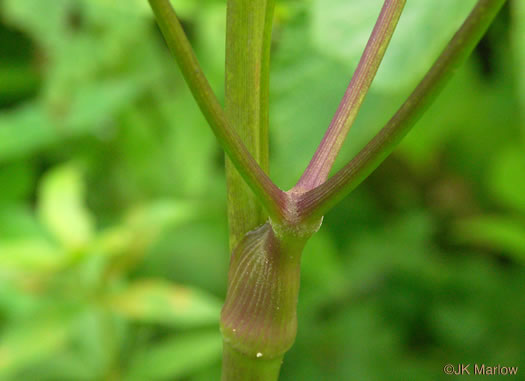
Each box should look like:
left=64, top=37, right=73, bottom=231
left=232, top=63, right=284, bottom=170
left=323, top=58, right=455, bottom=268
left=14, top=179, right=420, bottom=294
left=259, top=1, right=276, bottom=174
left=222, top=1, right=281, bottom=380
left=225, top=0, right=276, bottom=250
left=222, top=343, right=283, bottom=381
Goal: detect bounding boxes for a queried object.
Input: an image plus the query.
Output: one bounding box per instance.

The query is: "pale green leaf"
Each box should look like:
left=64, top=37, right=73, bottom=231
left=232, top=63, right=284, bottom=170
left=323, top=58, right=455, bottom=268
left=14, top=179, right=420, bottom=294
left=0, top=319, right=69, bottom=379
left=488, top=146, right=525, bottom=214
left=125, top=199, right=196, bottom=234
left=312, top=0, right=477, bottom=91
left=0, top=239, right=65, bottom=272
left=90, top=0, right=196, bottom=17
left=92, top=199, right=196, bottom=255
left=513, top=0, right=525, bottom=117
left=37, top=164, right=94, bottom=250
left=125, top=331, right=222, bottom=381
left=107, top=279, right=222, bottom=326
left=455, top=216, right=525, bottom=262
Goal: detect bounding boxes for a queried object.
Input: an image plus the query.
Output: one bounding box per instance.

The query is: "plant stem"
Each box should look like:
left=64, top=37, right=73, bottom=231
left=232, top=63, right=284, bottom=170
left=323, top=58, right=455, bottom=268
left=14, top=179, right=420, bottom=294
left=297, top=0, right=507, bottom=222
left=220, top=222, right=308, bottom=381
left=222, top=343, right=283, bottom=381
left=148, top=0, right=286, bottom=224
left=296, top=0, right=406, bottom=191
left=222, top=1, right=286, bottom=380
left=225, top=0, right=276, bottom=249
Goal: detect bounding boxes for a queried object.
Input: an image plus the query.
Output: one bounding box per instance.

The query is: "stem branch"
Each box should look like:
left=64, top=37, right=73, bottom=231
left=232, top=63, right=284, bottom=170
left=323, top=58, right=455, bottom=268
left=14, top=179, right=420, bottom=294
left=148, top=0, right=285, bottom=223
left=295, top=0, right=406, bottom=191
left=297, top=0, right=507, bottom=221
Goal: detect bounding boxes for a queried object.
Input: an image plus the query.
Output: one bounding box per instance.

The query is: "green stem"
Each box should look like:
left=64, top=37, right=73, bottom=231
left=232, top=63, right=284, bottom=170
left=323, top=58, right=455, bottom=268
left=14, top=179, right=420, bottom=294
left=225, top=0, right=277, bottom=249
left=220, top=222, right=308, bottom=381
left=148, top=0, right=285, bottom=224
left=297, top=0, right=507, bottom=222
left=222, top=1, right=283, bottom=380
left=222, top=343, right=283, bottom=381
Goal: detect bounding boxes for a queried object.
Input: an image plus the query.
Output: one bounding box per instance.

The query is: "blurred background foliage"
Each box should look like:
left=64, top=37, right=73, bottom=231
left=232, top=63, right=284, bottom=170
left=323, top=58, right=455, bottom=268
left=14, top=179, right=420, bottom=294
left=0, top=0, right=523, bottom=380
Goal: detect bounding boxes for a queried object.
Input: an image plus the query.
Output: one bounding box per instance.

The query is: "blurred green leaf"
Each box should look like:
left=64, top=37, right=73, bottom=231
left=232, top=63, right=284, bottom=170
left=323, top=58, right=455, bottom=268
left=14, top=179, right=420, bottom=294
left=125, top=199, right=196, bottom=236
left=38, top=164, right=94, bottom=251
left=312, top=0, right=476, bottom=91
left=0, top=64, right=39, bottom=102
left=488, top=145, right=525, bottom=214
left=107, top=279, right=222, bottom=326
left=0, top=205, right=43, bottom=239
left=454, top=216, right=525, bottom=262
left=146, top=221, right=229, bottom=293
left=0, top=163, right=34, bottom=203
left=91, top=0, right=197, bottom=18
left=158, top=94, right=217, bottom=197
left=0, top=239, right=65, bottom=272
left=0, top=318, right=69, bottom=379
left=124, top=331, right=222, bottom=381
left=513, top=0, right=525, bottom=120
left=302, top=230, right=345, bottom=291
left=13, top=352, right=95, bottom=381
left=0, top=104, right=57, bottom=161
left=92, top=199, right=196, bottom=262
left=0, top=0, right=158, bottom=162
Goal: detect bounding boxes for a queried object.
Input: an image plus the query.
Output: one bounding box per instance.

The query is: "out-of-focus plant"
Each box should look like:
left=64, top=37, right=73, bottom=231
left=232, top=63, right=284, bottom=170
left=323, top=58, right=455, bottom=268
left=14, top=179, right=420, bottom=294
left=147, top=0, right=506, bottom=379
left=0, top=162, right=224, bottom=380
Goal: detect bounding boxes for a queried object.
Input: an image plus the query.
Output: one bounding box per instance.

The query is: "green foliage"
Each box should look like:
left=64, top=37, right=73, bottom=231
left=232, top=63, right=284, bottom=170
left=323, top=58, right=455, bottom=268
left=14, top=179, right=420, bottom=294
left=125, top=331, right=222, bottom=381
left=0, top=1, right=522, bottom=380
left=313, top=0, right=477, bottom=90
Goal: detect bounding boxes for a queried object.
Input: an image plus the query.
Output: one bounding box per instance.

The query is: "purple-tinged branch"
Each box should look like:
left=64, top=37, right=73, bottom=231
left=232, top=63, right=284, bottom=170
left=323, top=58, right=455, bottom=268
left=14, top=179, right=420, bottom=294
left=295, top=0, right=406, bottom=191
left=148, top=0, right=286, bottom=223
left=296, top=0, right=507, bottom=221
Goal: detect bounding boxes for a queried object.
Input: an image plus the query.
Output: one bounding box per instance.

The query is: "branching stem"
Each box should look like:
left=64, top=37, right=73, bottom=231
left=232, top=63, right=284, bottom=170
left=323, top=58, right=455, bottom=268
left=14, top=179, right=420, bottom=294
left=296, top=0, right=406, bottom=191
left=148, top=0, right=286, bottom=223
left=297, top=0, right=507, bottom=222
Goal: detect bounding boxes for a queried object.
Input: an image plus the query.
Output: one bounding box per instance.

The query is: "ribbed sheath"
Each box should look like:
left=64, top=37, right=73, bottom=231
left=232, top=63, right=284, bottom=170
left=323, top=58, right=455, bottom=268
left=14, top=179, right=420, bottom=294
left=221, top=223, right=302, bottom=358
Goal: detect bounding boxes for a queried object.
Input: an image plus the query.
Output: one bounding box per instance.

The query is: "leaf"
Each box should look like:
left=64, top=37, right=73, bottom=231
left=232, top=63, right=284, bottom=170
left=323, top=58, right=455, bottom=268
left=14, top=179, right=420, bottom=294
left=124, top=331, right=222, bottom=381
left=312, top=0, right=477, bottom=91
left=488, top=146, right=525, bottom=214
left=90, top=0, right=197, bottom=18
left=107, top=279, right=222, bottom=327
left=0, top=0, right=157, bottom=162
left=0, top=319, right=69, bottom=379
left=302, top=230, right=345, bottom=291
left=513, top=0, right=525, bottom=113
left=0, top=205, right=44, bottom=239
left=37, top=164, right=95, bottom=251
left=92, top=199, right=196, bottom=259
left=454, top=216, right=525, bottom=263
left=13, top=352, right=95, bottom=381
left=0, top=236, right=67, bottom=273
left=0, top=104, right=57, bottom=162
left=0, top=163, right=34, bottom=203
left=125, top=199, right=196, bottom=236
